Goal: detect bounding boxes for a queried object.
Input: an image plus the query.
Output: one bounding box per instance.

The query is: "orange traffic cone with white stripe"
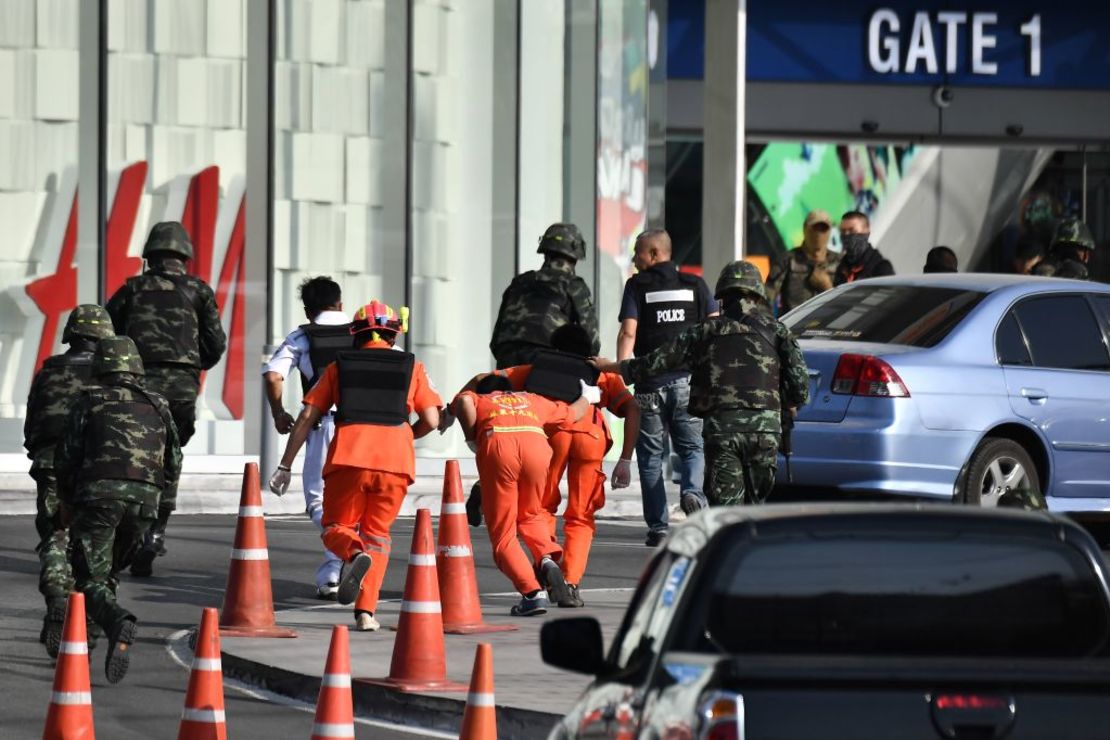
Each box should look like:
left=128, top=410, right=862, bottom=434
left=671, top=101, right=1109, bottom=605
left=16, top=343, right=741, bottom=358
left=311, top=626, right=354, bottom=740
left=362, top=508, right=466, bottom=692
left=42, top=592, right=95, bottom=739
left=437, top=461, right=516, bottom=635
left=459, top=643, right=497, bottom=740
left=219, top=463, right=296, bottom=638
left=178, top=608, right=227, bottom=740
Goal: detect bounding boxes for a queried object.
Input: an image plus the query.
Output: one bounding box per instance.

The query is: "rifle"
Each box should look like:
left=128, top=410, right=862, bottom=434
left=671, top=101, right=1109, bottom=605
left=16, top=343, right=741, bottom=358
left=781, top=403, right=794, bottom=483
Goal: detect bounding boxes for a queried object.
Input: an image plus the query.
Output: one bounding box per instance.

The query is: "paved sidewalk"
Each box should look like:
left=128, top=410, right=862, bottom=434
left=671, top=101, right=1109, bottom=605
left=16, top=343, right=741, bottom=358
left=200, top=590, right=634, bottom=739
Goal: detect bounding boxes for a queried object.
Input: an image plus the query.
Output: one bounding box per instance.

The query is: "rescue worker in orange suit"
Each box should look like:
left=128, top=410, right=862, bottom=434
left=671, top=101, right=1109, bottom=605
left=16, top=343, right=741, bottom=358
left=452, top=375, right=594, bottom=616
left=269, top=301, right=442, bottom=632
left=490, top=325, right=639, bottom=608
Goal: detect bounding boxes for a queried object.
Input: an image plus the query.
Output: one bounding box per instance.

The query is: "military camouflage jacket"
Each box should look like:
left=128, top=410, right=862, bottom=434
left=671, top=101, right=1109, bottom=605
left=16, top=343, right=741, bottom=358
left=490, top=259, right=601, bottom=359
left=106, top=262, right=227, bottom=370
left=24, top=348, right=98, bottom=470
left=54, top=378, right=182, bottom=506
left=621, top=301, right=810, bottom=434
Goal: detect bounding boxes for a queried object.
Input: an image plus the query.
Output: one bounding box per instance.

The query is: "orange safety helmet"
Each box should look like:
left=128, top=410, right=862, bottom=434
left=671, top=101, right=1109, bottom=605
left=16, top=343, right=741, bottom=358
left=350, top=300, right=408, bottom=336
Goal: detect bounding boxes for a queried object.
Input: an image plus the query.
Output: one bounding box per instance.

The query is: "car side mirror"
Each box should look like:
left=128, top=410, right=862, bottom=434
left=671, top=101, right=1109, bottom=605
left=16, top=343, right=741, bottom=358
left=541, top=617, right=606, bottom=676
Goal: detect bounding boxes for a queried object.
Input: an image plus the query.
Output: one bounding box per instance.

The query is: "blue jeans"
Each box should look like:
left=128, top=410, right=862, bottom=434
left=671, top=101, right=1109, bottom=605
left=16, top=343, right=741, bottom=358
left=634, top=377, right=706, bottom=532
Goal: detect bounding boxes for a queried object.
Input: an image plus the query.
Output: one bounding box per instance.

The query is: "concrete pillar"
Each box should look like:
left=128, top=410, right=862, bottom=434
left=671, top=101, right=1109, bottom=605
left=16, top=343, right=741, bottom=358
left=701, top=0, right=746, bottom=276
left=77, top=0, right=105, bottom=303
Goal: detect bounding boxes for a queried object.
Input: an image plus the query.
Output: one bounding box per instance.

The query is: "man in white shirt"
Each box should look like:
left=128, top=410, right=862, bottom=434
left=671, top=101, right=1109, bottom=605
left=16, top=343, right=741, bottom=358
left=263, top=276, right=350, bottom=599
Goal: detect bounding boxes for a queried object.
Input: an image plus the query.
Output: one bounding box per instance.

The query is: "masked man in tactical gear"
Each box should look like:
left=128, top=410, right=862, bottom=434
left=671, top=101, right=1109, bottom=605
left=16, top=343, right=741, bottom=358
left=25, top=304, right=115, bottom=657
left=765, top=210, right=841, bottom=314
left=55, top=336, right=182, bottom=684
left=490, top=223, right=601, bottom=369
left=269, top=301, right=442, bottom=633
left=595, top=261, right=809, bottom=507
left=833, top=211, right=894, bottom=286
left=106, top=221, right=226, bottom=576
left=1032, top=217, right=1096, bottom=280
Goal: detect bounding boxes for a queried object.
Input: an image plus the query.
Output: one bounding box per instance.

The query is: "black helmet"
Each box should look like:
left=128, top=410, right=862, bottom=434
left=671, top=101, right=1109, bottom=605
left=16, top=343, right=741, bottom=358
left=537, top=223, right=587, bottom=261
left=62, top=304, right=114, bottom=344
left=142, top=221, right=194, bottom=261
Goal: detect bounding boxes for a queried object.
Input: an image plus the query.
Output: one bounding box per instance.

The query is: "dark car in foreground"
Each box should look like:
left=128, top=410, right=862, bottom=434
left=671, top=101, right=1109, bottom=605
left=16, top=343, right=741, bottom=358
left=542, top=505, right=1110, bottom=739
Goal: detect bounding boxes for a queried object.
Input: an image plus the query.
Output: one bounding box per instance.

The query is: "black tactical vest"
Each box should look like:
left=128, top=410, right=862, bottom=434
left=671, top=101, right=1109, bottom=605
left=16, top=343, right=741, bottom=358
left=123, top=273, right=201, bottom=366
left=25, top=352, right=95, bottom=453
left=688, top=315, right=781, bottom=417
left=498, top=271, right=573, bottom=342
left=524, top=349, right=600, bottom=403
left=80, top=386, right=168, bottom=488
left=298, top=323, right=354, bottom=393
left=335, top=349, right=414, bottom=426
left=630, top=264, right=704, bottom=358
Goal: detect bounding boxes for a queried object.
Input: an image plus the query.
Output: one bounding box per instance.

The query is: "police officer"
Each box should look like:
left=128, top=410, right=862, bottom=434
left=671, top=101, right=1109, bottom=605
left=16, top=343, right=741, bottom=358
left=55, top=336, right=182, bottom=683
left=1032, top=217, right=1095, bottom=280
left=25, top=304, right=115, bottom=657
left=263, top=276, right=350, bottom=599
left=595, top=261, right=809, bottom=507
left=617, top=229, right=717, bottom=546
left=490, top=223, right=601, bottom=369
left=106, top=221, right=226, bottom=576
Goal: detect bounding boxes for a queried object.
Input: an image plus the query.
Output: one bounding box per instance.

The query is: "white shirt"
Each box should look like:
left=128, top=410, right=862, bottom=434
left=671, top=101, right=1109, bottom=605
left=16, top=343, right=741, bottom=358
left=263, top=310, right=351, bottom=382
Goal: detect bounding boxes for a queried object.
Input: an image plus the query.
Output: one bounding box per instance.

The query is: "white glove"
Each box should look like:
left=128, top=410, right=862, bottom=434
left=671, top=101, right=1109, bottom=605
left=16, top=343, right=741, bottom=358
left=269, top=466, right=291, bottom=497
left=579, top=379, right=601, bottom=405
left=438, top=406, right=456, bottom=434
left=611, top=459, right=632, bottom=489
left=466, top=439, right=479, bottom=453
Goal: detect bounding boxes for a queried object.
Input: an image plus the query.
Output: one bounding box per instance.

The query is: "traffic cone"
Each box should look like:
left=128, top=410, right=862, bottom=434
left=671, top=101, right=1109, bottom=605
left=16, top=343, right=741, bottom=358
left=219, top=463, right=296, bottom=638
left=437, top=461, right=516, bottom=635
left=42, top=592, right=95, bottom=740
left=459, top=643, right=497, bottom=740
left=311, top=626, right=354, bottom=740
left=178, top=608, right=227, bottom=740
left=361, top=509, right=466, bottom=692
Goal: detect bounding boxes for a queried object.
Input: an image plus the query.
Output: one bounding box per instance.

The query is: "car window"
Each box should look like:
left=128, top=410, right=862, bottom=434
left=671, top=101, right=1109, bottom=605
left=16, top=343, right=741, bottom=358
left=1013, top=295, right=1110, bottom=371
left=784, top=286, right=985, bottom=347
left=701, top=534, right=1109, bottom=658
left=995, top=313, right=1032, bottom=366
left=611, top=555, right=691, bottom=671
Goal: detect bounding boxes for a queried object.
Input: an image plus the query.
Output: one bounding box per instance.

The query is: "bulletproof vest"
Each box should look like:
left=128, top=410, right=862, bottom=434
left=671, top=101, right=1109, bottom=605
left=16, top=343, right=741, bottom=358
left=524, top=349, right=600, bottom=403
left=25, top=351, right=95, bottom=453
left=80, top=385, right=168, bottom=488
left=688, top=315, right=781, bottom=418
left=122, top=272, right=201, bottom=366
left=335, top=349, right=415, bottom=426
left=298, top=323, right=354, bottom=394
left=493, top=269, right=574, bottom=349
left=779, top=249, right=836, bottom=313
left=631, top=265, right=703, bottom=358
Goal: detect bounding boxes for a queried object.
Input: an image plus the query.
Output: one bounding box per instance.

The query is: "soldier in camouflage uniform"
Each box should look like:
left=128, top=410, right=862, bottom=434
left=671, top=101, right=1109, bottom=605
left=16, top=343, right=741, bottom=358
left=55, top=336, right=181, bottom=683
left=595, top=261, right=809, bottom=506
left=106, top=221, right=225, bottom=575
left=490, top=223, right=601, bottom=369
left=24, top=304, right=115, bottom=657
left=1031, top=217, right=1096, bottom=280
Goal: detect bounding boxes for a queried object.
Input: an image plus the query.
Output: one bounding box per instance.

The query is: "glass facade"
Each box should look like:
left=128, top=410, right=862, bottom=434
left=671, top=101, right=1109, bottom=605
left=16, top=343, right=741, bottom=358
left=0, top=1, right=648, bottom=459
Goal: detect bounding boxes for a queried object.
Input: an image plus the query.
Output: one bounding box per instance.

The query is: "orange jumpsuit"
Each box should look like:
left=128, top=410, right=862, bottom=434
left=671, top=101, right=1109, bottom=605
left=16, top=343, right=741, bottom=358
left=496, top=367, right=633, bottom=586
left=303, top=340, right=442, bottom=613
left=457, top=390, right=575, bottom=595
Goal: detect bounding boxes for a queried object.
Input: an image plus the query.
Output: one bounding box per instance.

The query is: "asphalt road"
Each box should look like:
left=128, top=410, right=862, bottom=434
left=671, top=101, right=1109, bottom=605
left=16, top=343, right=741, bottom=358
left=0, top=513, right=649, bottom=739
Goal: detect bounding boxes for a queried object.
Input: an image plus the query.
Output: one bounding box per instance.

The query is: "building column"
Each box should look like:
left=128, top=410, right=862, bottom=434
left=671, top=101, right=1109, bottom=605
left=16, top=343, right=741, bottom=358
left=701, top=0, right=746, bottom=276
left=77, top=0, right=106, bottom=303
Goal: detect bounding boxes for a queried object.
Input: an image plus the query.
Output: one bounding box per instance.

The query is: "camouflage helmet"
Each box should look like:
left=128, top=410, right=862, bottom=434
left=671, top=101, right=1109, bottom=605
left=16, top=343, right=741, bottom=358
left=62, top=304, right=114, bottom=344
left=537, top=223, right=587, bottom=261
left=142, top=221, right=194, bottom=261
left=715, top=260, right=766, bottom=301
left=94, top=336, right=145, bottom=377
left=1051, top=217, right=1095, bottom=252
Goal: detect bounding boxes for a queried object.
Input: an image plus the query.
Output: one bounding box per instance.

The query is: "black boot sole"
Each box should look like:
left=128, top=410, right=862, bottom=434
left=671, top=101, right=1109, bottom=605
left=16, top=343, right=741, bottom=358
left=337, top=553, right=372, bottom=606
left=105, top=620, right=136, bottom=684
left=466, top=482, right=483, bottom=527
left=43, top=619, right=63, bottom=658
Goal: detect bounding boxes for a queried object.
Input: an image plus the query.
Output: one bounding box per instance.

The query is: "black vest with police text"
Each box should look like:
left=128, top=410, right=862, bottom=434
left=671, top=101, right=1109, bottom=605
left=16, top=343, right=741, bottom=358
left=631, top=264, right=704, bottom=359
left=298, top=323, right=354, bottom=394
left=335, top=349, right=414, bottom=426
left=524, top=349, right=600, bottom=403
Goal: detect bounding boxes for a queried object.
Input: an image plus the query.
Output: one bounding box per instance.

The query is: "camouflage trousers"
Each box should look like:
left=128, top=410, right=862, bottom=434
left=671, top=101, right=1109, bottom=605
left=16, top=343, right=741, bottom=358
left=143, top=364, right=199, bottom=515
left=32, top=469, right=73, bottom=607
left=704, top=432, right=780, bottom=506
left=70, top=497, right=156, bottom=632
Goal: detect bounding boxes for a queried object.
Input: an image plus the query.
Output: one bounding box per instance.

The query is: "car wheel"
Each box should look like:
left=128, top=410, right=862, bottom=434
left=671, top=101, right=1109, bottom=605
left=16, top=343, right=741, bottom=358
left=960, top=438, right=1044, bottom=509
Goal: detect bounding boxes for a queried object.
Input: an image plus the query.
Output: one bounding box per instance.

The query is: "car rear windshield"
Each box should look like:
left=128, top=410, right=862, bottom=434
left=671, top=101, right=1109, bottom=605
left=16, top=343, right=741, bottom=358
left=784, top=285, right=986, bottom=347
left=701, top=533, right=1109, bottom=658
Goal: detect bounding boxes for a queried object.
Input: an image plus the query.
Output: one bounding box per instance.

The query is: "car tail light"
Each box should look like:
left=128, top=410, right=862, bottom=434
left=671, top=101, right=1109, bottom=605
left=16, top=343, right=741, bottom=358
left=698, top=691, right=743, bottom=740
left=832, top=353, right=910, bottom=397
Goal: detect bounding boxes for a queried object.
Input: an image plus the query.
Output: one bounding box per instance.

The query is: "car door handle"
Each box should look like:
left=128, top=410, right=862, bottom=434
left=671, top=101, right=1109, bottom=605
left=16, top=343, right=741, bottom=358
left=807, top=369, right=821, bottom=377
left=1021, top=387, right=1048, bottom=402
